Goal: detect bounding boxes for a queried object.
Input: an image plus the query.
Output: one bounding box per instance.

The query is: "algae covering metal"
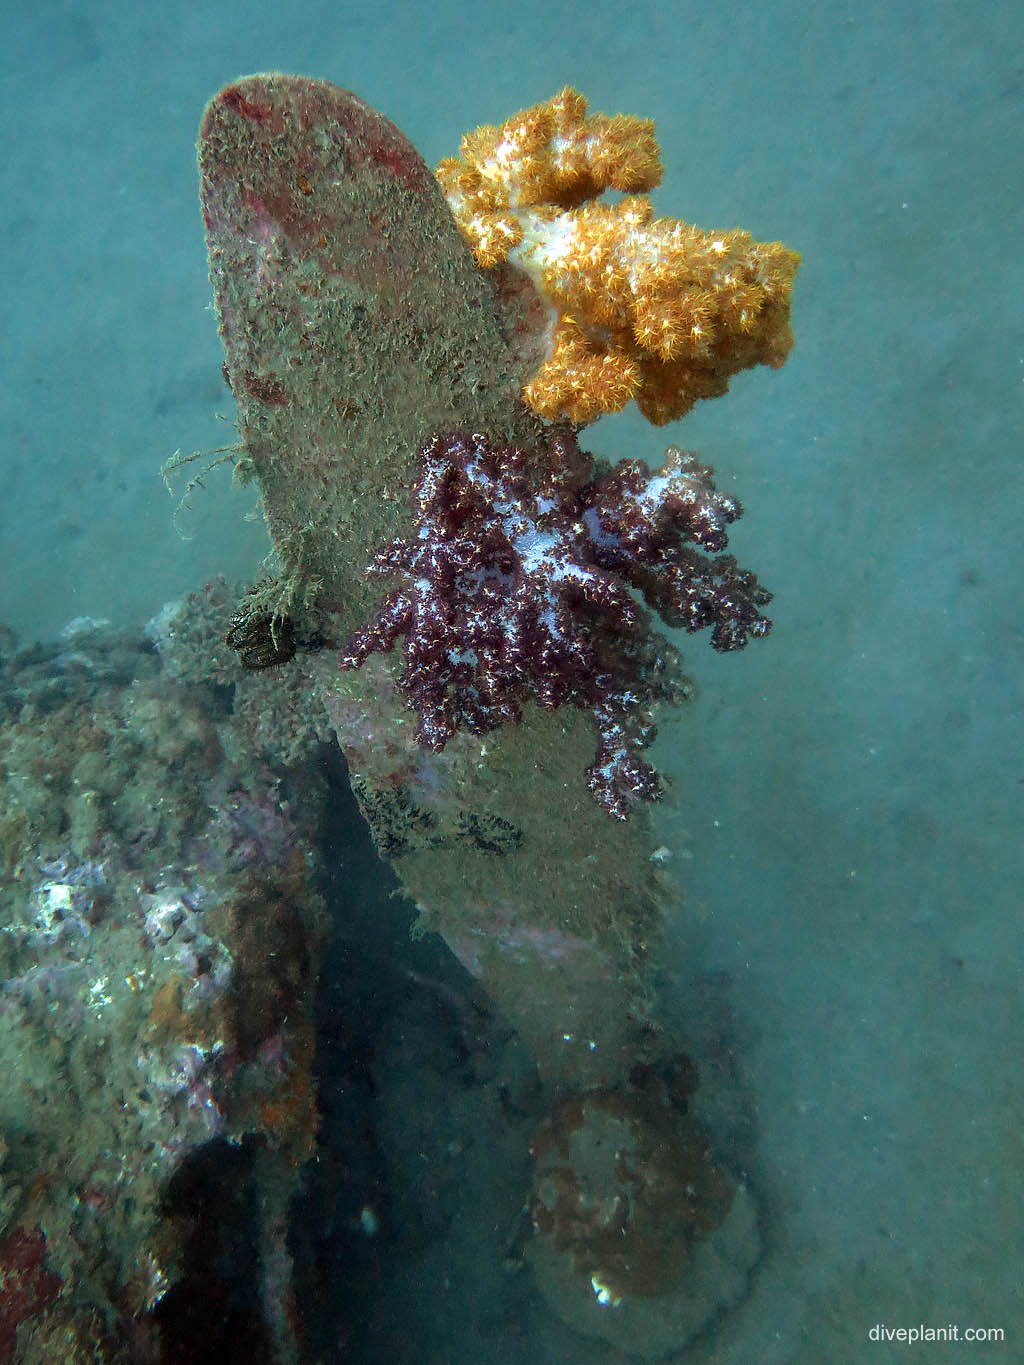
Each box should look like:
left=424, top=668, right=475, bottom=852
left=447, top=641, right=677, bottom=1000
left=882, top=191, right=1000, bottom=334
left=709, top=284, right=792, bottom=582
left=198, top=75, right=663, bottom=1089
left=0, top=613, right=329, bottom=1360
left=198, top=73, right=543, bottom=635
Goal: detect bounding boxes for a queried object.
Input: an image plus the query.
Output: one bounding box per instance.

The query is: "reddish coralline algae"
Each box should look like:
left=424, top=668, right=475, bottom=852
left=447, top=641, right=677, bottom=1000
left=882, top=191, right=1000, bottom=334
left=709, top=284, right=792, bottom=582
left=340, top=428, right=770, bottom=818
left=0, top=1227, right=62, bottom=1360
left=526, top=1075, right=760, bottom=1355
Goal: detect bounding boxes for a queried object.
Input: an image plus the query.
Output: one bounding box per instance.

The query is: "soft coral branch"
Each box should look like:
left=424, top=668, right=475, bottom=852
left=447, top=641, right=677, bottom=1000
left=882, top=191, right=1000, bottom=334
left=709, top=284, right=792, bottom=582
left=340, top=429, right=770, bottom=818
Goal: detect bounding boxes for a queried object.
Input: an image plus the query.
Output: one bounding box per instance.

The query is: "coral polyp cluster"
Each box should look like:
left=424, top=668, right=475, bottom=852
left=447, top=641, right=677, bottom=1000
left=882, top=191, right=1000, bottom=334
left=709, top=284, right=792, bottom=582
left=339, top=430, right=771, bottom=818
left=435, top=87, right=663, bottom=268
left=436, top=88, right=800, bottom=424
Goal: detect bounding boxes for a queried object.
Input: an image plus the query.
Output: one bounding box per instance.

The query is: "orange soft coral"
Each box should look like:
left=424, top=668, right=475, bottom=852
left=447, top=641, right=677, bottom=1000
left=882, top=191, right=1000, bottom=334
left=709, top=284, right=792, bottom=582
left=436, top=88, right=800, bottom=425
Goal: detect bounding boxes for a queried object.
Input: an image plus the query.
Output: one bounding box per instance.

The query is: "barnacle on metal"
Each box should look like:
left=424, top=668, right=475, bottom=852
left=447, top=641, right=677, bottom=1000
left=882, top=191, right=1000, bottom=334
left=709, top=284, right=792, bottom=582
left=225, top=600, right=297, bottom=670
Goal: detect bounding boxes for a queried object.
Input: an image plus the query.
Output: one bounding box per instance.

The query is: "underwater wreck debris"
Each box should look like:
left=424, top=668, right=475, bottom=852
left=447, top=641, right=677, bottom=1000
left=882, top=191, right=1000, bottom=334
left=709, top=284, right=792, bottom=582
left=339, top=428, right=770, bottom=819
left=0, top=616, right=328, bottom=1360
left=437, top=86, right=801, bottom=424
left=194, top=74, right=793, bottom=1350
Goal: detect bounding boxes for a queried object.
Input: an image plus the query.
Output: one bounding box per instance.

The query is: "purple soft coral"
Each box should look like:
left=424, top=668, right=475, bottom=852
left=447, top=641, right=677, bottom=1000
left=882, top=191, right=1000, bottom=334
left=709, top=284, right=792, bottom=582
left=339, top=430, right=771, bottom=818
